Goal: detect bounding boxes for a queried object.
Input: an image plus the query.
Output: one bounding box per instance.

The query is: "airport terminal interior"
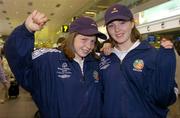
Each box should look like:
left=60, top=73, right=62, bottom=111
left=0, top=0, right=180, bottom=117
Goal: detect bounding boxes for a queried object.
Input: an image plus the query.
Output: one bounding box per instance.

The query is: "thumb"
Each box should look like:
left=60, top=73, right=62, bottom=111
left=31, top=10, right=38, bottom=18
left=25, top=10, right=38, bottom=32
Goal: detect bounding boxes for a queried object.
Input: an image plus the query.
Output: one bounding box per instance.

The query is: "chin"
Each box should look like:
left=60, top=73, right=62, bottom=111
left=82, top=53, right=89, bottom=58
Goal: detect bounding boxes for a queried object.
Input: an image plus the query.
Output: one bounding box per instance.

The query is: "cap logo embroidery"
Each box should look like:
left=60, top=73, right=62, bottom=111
left=91, top=23, right=97, bottom=27
left=111, top=8, right=118, bottom=14
left=133, top=59, right=144, bottom=72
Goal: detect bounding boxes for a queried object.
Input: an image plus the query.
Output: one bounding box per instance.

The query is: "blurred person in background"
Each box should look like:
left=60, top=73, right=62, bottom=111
left=56, top=37, right=65, bottom=48
left=0, top=46, right=14, bottom=81
left=0, top=54, right=9, bottom=104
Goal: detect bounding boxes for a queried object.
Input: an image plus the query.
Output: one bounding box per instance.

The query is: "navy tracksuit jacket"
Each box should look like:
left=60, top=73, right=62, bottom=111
left=100, top=41, right=177, bottom=118
left=5, top=24, right=102, bottom=118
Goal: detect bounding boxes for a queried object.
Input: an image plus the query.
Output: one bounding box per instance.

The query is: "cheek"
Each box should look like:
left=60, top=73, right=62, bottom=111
left=107, top=28, right=114, bottom=35
left=91, top=45, right=95, bottom=50
left=124, top=26, right=132, bottom=34
left=126, top=29, right=132, bottom=35
left=74, top=41, right=81, bottom=50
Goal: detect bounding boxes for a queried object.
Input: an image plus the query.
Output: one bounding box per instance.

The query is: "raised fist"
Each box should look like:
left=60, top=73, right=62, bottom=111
left=25, top=10, right=48, bottom=32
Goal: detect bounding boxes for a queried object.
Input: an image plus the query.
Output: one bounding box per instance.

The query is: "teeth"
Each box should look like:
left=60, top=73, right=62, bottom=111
left=82, top=49, right=89, bottom=53
left=116, top=33, right=123, bottom=37
left=116, top=34, right=122, bottom=37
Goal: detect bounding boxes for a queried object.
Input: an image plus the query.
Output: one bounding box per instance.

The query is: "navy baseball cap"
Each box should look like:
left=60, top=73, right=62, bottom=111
left=104, top=4, right=133, bottom=25
left=69, top=17, right=107, bottom=40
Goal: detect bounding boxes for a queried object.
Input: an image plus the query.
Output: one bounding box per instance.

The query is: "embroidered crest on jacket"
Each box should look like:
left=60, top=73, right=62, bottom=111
left=133, top=59, right=144, bottom=72
left=57, top=62, right=72, bottom=79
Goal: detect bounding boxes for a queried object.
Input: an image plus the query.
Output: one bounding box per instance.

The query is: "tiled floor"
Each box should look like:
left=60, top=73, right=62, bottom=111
left=168, top=95, right=180, bottom=118
left=0, top=85, right=37, bottom=118
left=0, top=83, right=180, bottom=118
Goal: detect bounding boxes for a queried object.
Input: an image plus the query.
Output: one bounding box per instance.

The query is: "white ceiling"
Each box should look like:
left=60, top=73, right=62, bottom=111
left=0, top=0, right=103, bottom=42
left=0, top=0, right=168, bottom=45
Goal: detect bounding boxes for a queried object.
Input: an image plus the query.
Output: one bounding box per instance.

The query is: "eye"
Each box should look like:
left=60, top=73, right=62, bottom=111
left=81, top=38, right=87, bottom=41
left=91, top=39, right=96, bottom=44
left=120, top=21, right=127, bottom=24
left=107, top=23, right=114, bottom=28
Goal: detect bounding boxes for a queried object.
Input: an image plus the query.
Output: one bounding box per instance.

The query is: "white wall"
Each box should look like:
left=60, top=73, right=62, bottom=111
left=137, top=15, right=180, bottom=34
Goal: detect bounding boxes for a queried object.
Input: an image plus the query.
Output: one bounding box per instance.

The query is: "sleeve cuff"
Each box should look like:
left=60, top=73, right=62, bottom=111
left=21, top=23, right=35, bottom=37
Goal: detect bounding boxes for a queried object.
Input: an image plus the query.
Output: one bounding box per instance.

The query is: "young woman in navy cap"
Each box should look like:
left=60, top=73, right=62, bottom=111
left=100, top=4, right=177, bottom=118
left=4, top=10, right=107, bottom=118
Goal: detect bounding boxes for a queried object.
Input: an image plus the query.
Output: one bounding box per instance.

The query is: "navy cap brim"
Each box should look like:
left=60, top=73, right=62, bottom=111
left=105, top=15, right=131, bottom=25
left=78, top=29, right=107, bottom=40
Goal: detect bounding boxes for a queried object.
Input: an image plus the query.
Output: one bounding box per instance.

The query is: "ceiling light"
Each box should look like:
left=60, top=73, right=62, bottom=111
left=6, top=17, right=10, bottom=20
left=56, top=4, right=61, bottom=8
left=50, top=13, right=54, bottom=16
left=0, top=0, right=3, bottom=4
left=97, top=5, right=108, bottom=9
left=85, top=11, right=96, bottom=15
left=56, top=30, right=61, bottom=35
left=27, top=11, right=31, bottom=15
left=27, top=2, right=33, bottom=6
left=2, top=10, right=7, bottom=14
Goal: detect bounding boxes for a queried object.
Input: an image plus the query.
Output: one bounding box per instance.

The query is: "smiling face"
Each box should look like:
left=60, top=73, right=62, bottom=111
left=107, top=20, right=134, bottom=50
left=73, top=34, right=96, bottom=59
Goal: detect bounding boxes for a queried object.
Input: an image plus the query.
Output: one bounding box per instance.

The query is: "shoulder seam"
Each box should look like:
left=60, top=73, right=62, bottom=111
left=32, top=48, right=61, bottom=60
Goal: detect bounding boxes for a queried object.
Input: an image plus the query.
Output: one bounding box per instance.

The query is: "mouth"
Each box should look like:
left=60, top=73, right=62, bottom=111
left=115, top=33, right=124, bottom=38
left=81, top=49, right=90, bottom=54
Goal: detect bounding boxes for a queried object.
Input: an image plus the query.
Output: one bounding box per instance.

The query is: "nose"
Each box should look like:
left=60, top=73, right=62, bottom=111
left=85, top=41, right=92, bottom=49
left=85, top=40, right=95, bottom=51
left=115, top=25, right=121, bottom=32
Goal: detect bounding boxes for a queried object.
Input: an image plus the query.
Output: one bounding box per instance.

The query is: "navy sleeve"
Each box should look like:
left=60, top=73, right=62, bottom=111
left=154, top=47, right=177, bottom=107
left=98, top=62, right=104, bottom=104
left=4, top=23, right=34, bottom=92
